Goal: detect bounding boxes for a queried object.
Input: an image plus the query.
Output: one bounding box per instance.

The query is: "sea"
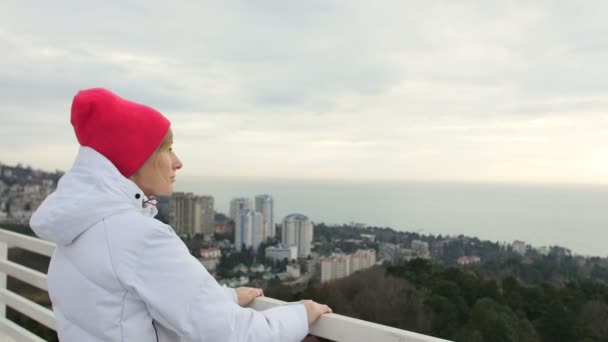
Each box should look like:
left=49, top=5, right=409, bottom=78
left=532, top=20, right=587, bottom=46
left=175, top=177, right=608, bottom=258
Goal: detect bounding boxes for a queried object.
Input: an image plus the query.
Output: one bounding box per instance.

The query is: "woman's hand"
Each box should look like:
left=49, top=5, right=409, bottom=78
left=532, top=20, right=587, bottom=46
left=300, top=300, right=332, bottom=325
left=235, top=287, right=264, bottom=307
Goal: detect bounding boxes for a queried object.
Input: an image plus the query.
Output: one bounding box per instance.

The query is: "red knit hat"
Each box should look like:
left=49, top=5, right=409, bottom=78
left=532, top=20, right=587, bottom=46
left=70, top=88, right=171, bottom=178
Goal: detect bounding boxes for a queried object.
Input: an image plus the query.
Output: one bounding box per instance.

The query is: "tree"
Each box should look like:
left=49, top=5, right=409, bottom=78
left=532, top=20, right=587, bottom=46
left=537, top=301, right=578, bottom=341
left=578, top=300, right=608, bottom=339
left=459, top=298, right=537, bottom=342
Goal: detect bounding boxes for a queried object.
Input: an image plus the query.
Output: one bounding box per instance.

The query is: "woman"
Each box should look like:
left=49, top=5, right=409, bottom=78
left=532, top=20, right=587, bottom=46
left=30, top=88, right=331, bottom=341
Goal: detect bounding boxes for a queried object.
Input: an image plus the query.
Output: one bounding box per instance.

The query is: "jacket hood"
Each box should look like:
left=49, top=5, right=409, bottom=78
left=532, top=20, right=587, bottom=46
left=30, top=146, right=156, bottom=245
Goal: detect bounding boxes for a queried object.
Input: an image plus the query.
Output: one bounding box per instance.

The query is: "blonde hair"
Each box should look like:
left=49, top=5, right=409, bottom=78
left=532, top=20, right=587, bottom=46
left=156, top=128, right=173, bottom=153
left=149, top=127, right=173, bottom=170
left=129, top=128, right=175, bottom=195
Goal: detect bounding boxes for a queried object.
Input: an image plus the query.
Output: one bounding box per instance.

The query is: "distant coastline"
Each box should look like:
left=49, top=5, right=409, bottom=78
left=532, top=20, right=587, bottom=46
left=1, top=161, right=606, bottom=257
left=176, top=175, right=608, bottom=258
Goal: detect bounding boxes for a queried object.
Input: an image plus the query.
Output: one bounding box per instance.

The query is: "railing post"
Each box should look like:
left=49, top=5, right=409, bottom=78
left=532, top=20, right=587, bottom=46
left=0, top=240, right=6, bottom=318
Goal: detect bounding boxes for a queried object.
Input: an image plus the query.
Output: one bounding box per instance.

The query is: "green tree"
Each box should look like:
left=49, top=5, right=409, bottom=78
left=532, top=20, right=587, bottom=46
left=458, top=298, right=537, bottom=342
left=537, top=301, right=578, bottom=341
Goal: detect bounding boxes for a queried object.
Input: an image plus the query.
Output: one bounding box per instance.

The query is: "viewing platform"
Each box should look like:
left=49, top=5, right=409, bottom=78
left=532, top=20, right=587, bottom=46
left=0, top=228, right=450, bottom=342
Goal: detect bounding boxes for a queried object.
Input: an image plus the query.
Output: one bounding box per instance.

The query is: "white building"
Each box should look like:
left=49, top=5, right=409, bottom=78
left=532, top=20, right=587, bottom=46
left=229, top=197, right=254, bottom=221
left=198, top=247, right=221, bottom=272
left=320, top=249, right=376, bottom=283
left=512, top=240, right=527, bottom=256
left=286, top=264, right=301, bottom=279
left=411, top=240, right=430, bottom=259
left=265, top=244, right=298, bottom=262
left=199, top=247, right=221, bottom=259
left=219, top=276, right=250, bottom=288
left=255, top=194, right=274, bottom=240
left=321, top=254, right=350, bottom=284
left=457, top=256, right=481, bottom=265
left=235, top=209, right=264, bottom=252
left=282, top=214, right=313, bottom=258
left=350, top=249, right=377, bottom=273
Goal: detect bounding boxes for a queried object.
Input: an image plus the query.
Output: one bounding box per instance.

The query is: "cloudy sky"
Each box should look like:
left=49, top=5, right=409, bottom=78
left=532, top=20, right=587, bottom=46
left=1, top=1, right=608, bottom=184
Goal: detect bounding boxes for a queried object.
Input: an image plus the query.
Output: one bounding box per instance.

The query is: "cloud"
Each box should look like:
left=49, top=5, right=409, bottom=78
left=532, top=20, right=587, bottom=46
left=1, top=1, right=608, bottom=183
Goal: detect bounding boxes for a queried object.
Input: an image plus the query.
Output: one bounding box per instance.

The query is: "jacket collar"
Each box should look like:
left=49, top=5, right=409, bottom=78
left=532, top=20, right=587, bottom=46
left=30, top=146, right=159, bottom=245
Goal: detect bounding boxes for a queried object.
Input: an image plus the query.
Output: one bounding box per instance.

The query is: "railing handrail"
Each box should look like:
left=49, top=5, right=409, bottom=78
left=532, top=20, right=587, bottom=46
left=0, top=227, right=451, bottom=342
left=0, top=230, right=55, bottom=257
left=249, top=296, right=449, bottom=342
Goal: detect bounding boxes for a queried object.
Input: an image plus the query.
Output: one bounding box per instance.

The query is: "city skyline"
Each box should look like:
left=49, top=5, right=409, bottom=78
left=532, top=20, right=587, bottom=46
left=2, top=2, right=608, bottom=184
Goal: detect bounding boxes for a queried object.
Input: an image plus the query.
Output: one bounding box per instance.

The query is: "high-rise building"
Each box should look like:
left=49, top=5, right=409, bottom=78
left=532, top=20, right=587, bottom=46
left=170, top=192, right=204, bottom=236
left=199, top=196, right=214, bottom=238
left=234, top=209, right=264, bottom=252
left=229, top=197, right=253, bottom=221
left=255, top=194, right=274, bottom=240
left=282, top=214, right=313, bottom=258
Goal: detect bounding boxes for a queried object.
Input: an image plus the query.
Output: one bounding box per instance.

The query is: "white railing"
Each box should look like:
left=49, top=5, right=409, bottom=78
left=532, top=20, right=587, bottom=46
left=0, top=229, right=55, bottom=342
left=250, top=297, right=449, bottom=342
left=0, top=228, right=450, bottom=342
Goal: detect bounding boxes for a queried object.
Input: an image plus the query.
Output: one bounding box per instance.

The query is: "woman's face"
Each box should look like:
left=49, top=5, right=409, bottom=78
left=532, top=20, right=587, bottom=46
left=131, top=132, right=183, bottom=196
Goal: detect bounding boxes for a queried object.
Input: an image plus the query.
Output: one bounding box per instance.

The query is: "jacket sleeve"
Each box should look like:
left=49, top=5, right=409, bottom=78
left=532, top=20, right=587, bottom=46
left=122, top=223, right=309, bottom=342
left=223, top=286, right=238, bottom=304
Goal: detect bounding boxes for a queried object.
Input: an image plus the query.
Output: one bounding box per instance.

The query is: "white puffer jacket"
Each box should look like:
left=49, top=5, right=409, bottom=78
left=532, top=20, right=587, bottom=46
left=30, top=147, right=308, bottom=341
